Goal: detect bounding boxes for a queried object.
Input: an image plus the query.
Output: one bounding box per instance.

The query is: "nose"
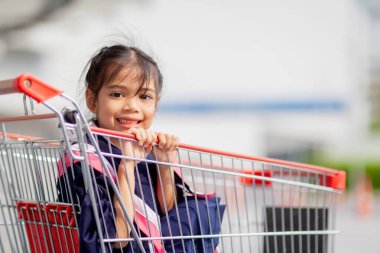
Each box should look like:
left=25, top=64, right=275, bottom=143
left=122, top=97, right=139, bottom=112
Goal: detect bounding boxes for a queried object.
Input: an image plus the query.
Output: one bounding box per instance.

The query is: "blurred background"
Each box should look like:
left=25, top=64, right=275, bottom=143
left=0, top=0, right=379, bottom=251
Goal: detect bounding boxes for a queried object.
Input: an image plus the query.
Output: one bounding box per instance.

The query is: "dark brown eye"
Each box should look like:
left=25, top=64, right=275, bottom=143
left=110, top=92, right=123, bottom=98
left=140, top=94, right=153, bottom=100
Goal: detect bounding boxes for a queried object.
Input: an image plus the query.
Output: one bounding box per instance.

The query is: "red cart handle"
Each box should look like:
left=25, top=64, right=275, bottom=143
left=0, top=73, right=62, bottom=103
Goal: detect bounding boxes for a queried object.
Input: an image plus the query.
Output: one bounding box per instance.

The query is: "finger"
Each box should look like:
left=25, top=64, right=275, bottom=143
left=129, top=127, right=140, bottom=141
left=144, top=129, right=154, bottom=148
left=170, top=135, right=180, bottom=151
left=145, top=145, right=153, bottom=154
left=138, top=128, right=146, bottom=146
left=163, top=133, right=172, bottom=151
left=157, top=132, right=166, bottom=149
left=151, top=131, right=158, bottom=146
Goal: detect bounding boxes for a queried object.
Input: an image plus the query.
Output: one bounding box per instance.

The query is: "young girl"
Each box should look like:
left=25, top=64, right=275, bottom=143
left=57, top=44, right=224, bottom=253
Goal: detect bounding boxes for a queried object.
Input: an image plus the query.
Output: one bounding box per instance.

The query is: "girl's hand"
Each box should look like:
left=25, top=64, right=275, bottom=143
left=118, top=128, right=157, bottom=165
left=152, top=132, right=180, bottom=164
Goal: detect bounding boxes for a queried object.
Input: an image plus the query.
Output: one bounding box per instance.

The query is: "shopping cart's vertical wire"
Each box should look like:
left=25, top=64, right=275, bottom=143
left=0, top=145, right=17, bottom=252
left=187, top=150, right=207, bottom=252
left=270, top=165, right=279, bottom=253
left=156, top=148, right=187, bottom=252
left=106, top=136, right=127, bottom=251
left=12, top=146, right=25, bottom=202
left=90, top=138, right=116, bottom=253
left=250, top=161, right=261, bottom=253
left=37, top=202, right=57, bottom=253
left=24, top=144, right=35, bottom=200
left=20, top=145, right=31, bottom=199
left=170, top=149, right=188, bottom=252
left=116, top=139, right=141, bottom=253
left=59, top=136, right=78, bottom=204
left=314, top=177, right=320, bottom=253
left=314, top=172, right=318, bottom=253
left=279, top=167, right=287, bottom=253
left=189, top=150, right=207, bottom=253
left=179, top=149, right=197, bottom=252
left=14, top=143, right=31, bottom=249
left=63, top=208, right=76, bottom=253
left=48, top=146, right=60, bottom=201
left=17, top=145, right=30, bottom=201
left=60, top=150, right=82, bottom=253
left=220, top=156, right=233, bottom=252
left=39, top=204, right=56, bottom=253
left=198, top=152, right=216, bottom=251
left=87, top=149, right=113, bottom=253
left=330, top=191, right=337, bottom=253
left=31, top=205, right=48, bottom=252
left=31, top=154, right=55, bottom=252
left=327, top=189, right=332, bottom=253
left=60, top=209, right=72, bottom=253
left=146, top=147, right=176, bottom=252
left=45, top=147, right=57, bottom=202
left=61, top=190, right=78, bottom=253
left=35, top=147, right=47, bottom=202
left=2, top=145, right=27, bottom=251
left=95, top=136, right=117, bottom=251
left=76, top=132, right=107, bottom=253
left=64, top=147, right=81, bottom=210
left=38, top=147, right=51, bottom=202
left=134, top=141, right=160, bottom=250
left=51, top=209, right=64, bottom=253
left=11, top=144, right=27, bottom=249
left=261, top=162, right=270, bottom=253
left=225, top=156, right=237, bottom=253
left=321, top=174, right=327, bottom=253
left=32, top=145, right=48, bottom=201
left=21, top=207, right=37, bottom=252
left=209, top=153, right=226, bottom=253
left=306, top=171, right=311, bottom=253
left=0, top=232, right=5, bottom=253
left=297, top=170, right=304, bottom=252
left=231, top=158, right=243, bottom=252
left=289, top=167, right=295, bottom=253
left=91, top=133, right=112, bottom=250
left=237, top=158, right=251, bottom=253
left=14, top=145, right=32, bottom=251
left=0, top=167, right=5, bottom=253
left=135, top=151, right=157, bottom=250
left=0, top=146, right=19, bottom=253
left=55, top=147, right=67, bottom=202
left=146, top=146, right=166, bottom=221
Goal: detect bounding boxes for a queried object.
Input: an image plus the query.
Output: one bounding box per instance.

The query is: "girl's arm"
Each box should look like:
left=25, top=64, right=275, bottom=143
left=112, top=128, right=155, bottom=248
left=156, top=163, right=176, bottom=213
left=154, top=132, right=180, bottom=214
left=113, top=160, right=135, bottom=249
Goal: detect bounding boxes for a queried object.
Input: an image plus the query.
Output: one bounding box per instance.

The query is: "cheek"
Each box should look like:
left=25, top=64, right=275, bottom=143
left=144, top=107, right=156, bottom=125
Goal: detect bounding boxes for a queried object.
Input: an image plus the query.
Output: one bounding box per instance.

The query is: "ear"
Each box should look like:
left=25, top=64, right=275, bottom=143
left=86, top=88, right=97, bottom=113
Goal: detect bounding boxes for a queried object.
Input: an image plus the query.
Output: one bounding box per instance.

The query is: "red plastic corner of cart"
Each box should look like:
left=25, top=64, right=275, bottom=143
left=16, top=201, right=27, bottom=219
left=46, top=204, right=77, bottom=227
left=240, top=170, right=272, bottom=186
left=15, top=73, right=63, bottom=103
left=328, top=171, right=346, bottom=190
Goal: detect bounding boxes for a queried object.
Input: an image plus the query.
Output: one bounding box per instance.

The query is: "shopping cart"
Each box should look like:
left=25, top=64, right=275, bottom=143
left=0, top=74, right=346, bottom=253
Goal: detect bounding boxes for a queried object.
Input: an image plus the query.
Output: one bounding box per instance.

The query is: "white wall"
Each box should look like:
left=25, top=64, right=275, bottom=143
left=0, top=0, right=372, bottom=157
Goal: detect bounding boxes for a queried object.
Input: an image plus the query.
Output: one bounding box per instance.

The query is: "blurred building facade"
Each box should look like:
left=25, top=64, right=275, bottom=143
left=0, top=0, right=378, bottom=165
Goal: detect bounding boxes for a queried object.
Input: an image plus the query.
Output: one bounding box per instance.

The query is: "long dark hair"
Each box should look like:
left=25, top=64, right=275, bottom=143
left=84, top=45, right=163, bottom=100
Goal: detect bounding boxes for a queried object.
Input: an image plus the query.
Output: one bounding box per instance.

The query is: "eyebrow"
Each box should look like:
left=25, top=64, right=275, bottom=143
left=107, top=83, right=156, bottom=94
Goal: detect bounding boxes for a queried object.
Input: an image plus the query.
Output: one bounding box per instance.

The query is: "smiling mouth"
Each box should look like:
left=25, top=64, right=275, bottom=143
left=117, top=118, right=141, bottom=126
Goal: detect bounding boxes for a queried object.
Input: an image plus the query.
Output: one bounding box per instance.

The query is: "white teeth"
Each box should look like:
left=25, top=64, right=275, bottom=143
left=118, top=119, right=138, bottom=124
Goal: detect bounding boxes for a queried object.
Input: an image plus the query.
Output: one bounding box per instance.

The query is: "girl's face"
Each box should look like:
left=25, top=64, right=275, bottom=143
left=86, top=67, right=158, bottom=133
